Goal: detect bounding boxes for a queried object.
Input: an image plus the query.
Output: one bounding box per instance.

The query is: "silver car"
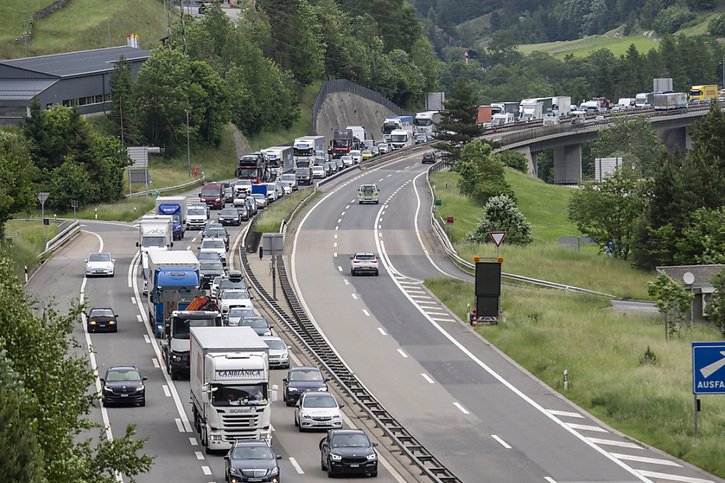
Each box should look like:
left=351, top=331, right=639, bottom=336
left=261, top=336, right=290, bottom=369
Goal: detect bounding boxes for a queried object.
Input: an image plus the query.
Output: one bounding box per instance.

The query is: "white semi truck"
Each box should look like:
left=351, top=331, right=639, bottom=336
left=293, top=135, right=326, bottom=163
left=190, top=326, right=275, bottom=452
left=389, top=127, right=413, bottom=150
left=137, top=215, right=173, bottom=286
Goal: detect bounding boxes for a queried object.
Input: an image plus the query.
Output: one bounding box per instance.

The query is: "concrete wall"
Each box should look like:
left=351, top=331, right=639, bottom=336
left=315, top=91, right=398, bottom=143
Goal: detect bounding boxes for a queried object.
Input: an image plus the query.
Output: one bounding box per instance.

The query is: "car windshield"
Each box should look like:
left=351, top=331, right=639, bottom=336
left=200, top=262, right=223, bottom=271
left=289, top=368, right=323, bottom=381
left=355, top=254, right=375, bottom=260
left=235, top=180, right=252, bottom=186
left=241, top=318, right=267, bottom=328
left=198, top=253, right=219, bottom=262
left=331, top=433, right=370, bottom=448
left=228, top=307, right=254, bottom=318
left=91, top=308, right=114, bottom=317
left=296, top=168, right=308, bottom=175
left=223, top=289, right=249, bottom=299
left=303, top=394, right=336, bottom=408
left=172, top=316, right=218, bottom=339
left=201, top=189, right=219, bottom=197
left=252, top=194, right=265, bottom=200
left=106, top=369, right=141, bottom=382
left=206, top=229, right=226, bottom=238
left=360, top=186, right=376, bottom=195
left=281, top=174, right=296, bottom=182
left=221, top=279, right=247, bottom=290
left=312, top=166, right=323, bottom=172
left=88, top=253, right=111, bottom=262
left=231, top=445, right=274, bottom=460
left=202, top=240, right=225, bottom=249
left=188, top=207, right=206, bottom=216
left=220, top=209, right=237, bottom=216
left=391, top=134, right=407, bottom=142
left=263, top=338, right=285, bottom=350
left=143, top=236, right=167, bottom=247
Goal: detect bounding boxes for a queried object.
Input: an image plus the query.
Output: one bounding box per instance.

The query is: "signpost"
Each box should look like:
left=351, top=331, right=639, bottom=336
left=490, top=231, right=506, bottom=259
left=692, top=342, right=725, bottom=436
left=70, top=200, right=78, bottom=220
left=262, top=234, right=284, bottom=301
left=38, top=192, right=49, bottom=246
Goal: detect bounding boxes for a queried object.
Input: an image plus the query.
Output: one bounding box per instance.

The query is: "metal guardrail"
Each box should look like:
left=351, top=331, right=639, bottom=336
left=126, top=174, right=206, bottom=198
left=425, top=162, right=616, bottom=298
left=41, top=219, right=81, bottom=256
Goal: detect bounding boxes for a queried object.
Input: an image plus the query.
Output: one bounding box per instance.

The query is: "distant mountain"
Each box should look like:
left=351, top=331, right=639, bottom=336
left=410, top=0, right=723, bottom=50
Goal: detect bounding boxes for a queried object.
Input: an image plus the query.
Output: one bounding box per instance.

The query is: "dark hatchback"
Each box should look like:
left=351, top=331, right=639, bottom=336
left=101, top=366, right=146, bottom=407
left=200, top=261, right=225, bottom=289
left=224, top=440, right=281, bottom=483
left=421, top=151, right=436, bottom=164
left=283, top=366, right=329, bottom=406
left=86, top=307, right=118, bottom=333
left=319, top=429, right=378, bottom=478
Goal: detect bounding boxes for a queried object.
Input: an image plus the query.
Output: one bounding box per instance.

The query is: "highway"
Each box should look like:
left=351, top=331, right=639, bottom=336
left=25, top=207, right=403, bottom=482
left=23, top=151, right=721, bottom=483
left=289, top=152, right=721, bottom=483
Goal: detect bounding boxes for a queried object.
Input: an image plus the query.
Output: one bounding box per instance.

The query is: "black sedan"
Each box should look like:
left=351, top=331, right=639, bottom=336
left=101, top=366, right=146, bottom=407
left=218, top=207, right=241, bottom=226
left=200, top=261, right=225, bottom=289
left=283, top=366, right=329, bottom=406
left=86, top=307, right=118, bottom=333
left=319, top=429, right=378, bottom=478
left=224, top=440, right=281, bottom=483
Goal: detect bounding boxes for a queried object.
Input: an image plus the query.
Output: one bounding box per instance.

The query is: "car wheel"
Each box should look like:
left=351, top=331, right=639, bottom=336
left=139, top=398, right=146, bottom=407
left=294, top=415, right=298, bottom=427
left=350, top=270, right=355, bottom=276
left=321, top=454, right=327, bottom=471
left=370, top=470, right=378, bottom=477
left=327, top=463, right=335, bottom=478
left=374, top=270, right=379, bottom=276
left=101, top=397, right=108, bottom=407
left=170, top=366, right=177, bottom=380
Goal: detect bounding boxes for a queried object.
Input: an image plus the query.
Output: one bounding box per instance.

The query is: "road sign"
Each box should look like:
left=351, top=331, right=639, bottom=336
left=692, top=342, right=725, bottom=394
left=446, top=216, right=454, bottom=224
left=490, top=231, right=506, bottom=247
left=37, top=192, right=49, bottom=204
left=434, top=199, right=442, bottom=207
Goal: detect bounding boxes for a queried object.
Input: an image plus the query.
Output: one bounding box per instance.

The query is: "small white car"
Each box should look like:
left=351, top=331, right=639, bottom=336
left=294, top=391, right=343, bottom=432
left=350, top=252, right=379, bottom=276
left=341, top=156, right=354, bottom=167
left=186, top=205, right=208, bottom=230
left=85, top=252, right=115, bottom=277
left=251, top=193, right=268, bottom=209
left=234, top=179, right=252, bottom=195
left=218, top=288, right=253, bottom=313
left=349, top=150, right=362, bottom=164
left=311, top=165, right=326, bottom=179
left=376, top=143, right=389, bottom=154
left=199, top=238, right=227, bottom=265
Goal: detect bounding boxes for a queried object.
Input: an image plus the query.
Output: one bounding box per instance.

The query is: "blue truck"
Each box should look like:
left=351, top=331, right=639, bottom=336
left=147, top=250, right=201, bottom=338
left=155, top=196, right=187, bottom=240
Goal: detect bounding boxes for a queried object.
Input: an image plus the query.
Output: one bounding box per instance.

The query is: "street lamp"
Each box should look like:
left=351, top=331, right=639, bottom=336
left=185, top=109, right=192, bottom=177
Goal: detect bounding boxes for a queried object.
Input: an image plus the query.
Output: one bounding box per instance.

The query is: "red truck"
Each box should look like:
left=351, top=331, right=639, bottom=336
left=330, top=129, right=353, bottom=158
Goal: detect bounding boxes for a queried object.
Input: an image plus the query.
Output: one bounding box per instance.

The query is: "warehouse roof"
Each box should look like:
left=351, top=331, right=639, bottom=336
left=1, top=46, right=150, bottom=78
left=0, top=78, right=58, bottom=101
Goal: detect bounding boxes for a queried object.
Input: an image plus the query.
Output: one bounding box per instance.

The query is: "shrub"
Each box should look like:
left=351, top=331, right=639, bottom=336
left=467, top=194, right=533, bottom=245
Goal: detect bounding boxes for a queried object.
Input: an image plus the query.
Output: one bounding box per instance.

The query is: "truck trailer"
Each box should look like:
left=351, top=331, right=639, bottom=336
left=293, top=135, right=326, bottom=163
left=653, top=92, right=688, bottom=110
left=155, top=196, right=187, bottom=240
left=190, top=326, right=275, bottom=452
left=262, top=146, right=294, bottom=180
left=146, top=250, right=201, bottom=337
left=137, top=215, right=174, bottom=286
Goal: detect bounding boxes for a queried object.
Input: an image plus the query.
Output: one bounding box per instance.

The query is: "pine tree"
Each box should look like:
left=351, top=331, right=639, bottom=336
left=433, top=79, right=484, bottom=163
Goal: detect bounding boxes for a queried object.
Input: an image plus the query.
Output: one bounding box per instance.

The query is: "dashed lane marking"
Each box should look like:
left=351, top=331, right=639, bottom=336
left=162, top=385, right=171, bottom=397
left=175, top=418, right=185, bottom=432
left=397, top=349, right=408, bottom=358
left=289, top=457, right=304, bottom=475
left=152, top=358, right=160, bottom=368
left=491, top=434, right=511, bottom=448
left=143, top=335, right=151, bottom=344
left=421, top=373, right=435, bottom=384
left=337, top=266, right=342, bottom=272
left=189, top=437, right=198, bottom=446
left=548, top=409, right=583, bottom=418
left=566, top=423, right=608, bottom=433
left=351, top=293, right=358, bottom=300
left=377, top=328, right=386, bottom=335
left=201, top=466, right=212, bottom=476
left=195, top=451, right=204, bottom=461
left=362, top=309, right=370, bottom=316
left=453, top=402, right=470, bottom=415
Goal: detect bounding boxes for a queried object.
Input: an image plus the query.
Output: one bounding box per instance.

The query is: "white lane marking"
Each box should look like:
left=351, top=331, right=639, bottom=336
left=289, top=457, right=304, bottom=474
left=378, top=232, right=382, bottom=237
left=333, top=252, right=338, bottom=258
left=387, top=173, right=393, bottom=177
left=566, top=423, right=608, bottom=433
left=405, top=289, right=426, bottom=294
left=381, top=210, right=386, bottom=215
left=636, top=471, right=714, bottom=483
left=378, top=225, right=382, bottom=229
left=175, top=418, right=185, bottom=432
left=337, top=266, right=343, bottom=272
left=131, top=258, right=193, bottom=433
left=143, top=335, right=150, bottom=344
left=548, top=409, right=583, bottom=418
left=189, top=437, right=198, bottom=446
left=341, top=211, right=346, bottom=216
left=362, top=309, right=370, bottom=316
left=152, top=358, right=160, bottom=368
left=587, top=437, right=641, bottom=449
left=421, top=373, right=435, bottom=384
left=162, top=385, right=171, bottom=397
left=195, top=451, right=204, bottom=461
left=378, top=178, right=384, bottom=182
left=453, top=402, right=470, bottom=415
left=377, top=327, right=387, bottom=335
left=201, top=466, right=212, bottom=476
left=337, top=218, right=342, bottom=223
left=425, top=312, right=450, bottom=316
left=333, top=242, right=338, bottom=248
left=186, top=246, right=191, bottom=250
left=431, top=317, right=456, bottom=322
left=351, top=293, right=358, bottom=300
left=611, top=453, right=681, bottom=467
left=410, top=295, right=432, bottom=300
left=397, top=349, right=408, bottom=358
left=136, top=314, right=142, bottom=323
left=192, top=237, right=197, bottom=243
left=343, top=279, right=349, bottom=285
left=335, top=226, right=339, bottom=230
left=545, top=477, right=558, bottom=483
left=334, top=233, right=337, bottom=239
left=131, top=297, right=136, bottom=304
left=345, top=204, right=350, bottom=209
left=491, top=434, right=511, bottom=448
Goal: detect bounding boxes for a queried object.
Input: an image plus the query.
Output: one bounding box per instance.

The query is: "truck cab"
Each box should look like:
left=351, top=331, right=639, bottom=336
left=162, top=309, right=222, bottom=379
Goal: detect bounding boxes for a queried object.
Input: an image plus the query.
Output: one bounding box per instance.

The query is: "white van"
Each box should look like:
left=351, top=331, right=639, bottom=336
left=358, top=184, right=379, bottom=204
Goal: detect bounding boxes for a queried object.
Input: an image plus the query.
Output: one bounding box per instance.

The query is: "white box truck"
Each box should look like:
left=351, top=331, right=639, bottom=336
left=137, top=215, right=173, bottom=286
left=190, top=326, right=276, bottom=452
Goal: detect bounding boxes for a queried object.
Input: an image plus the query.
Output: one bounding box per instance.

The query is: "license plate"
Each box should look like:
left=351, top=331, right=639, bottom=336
left=248, top=479, right=262, bottom=482
left=349, top=464, right=359, bottom=468
left=121, top=394, right=128, bottom=397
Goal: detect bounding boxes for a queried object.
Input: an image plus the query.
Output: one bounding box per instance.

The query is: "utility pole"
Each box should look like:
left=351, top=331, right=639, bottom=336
left=186, top=109, right=191, bottom=177
left=107, top=0, right=111, bottom=47
left=22, top=11, right=28, bottom=57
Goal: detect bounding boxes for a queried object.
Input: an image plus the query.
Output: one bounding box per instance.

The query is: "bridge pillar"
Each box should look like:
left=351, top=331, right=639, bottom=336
left=660, top=126, right=690, bottom=154
left=553, top=144, right=582, bottom=184
left=513, top=146, right=537, bottom=176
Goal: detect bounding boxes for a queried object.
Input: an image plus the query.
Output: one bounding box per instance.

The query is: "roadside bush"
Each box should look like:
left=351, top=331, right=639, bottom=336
left=467, top=194, right=532, bottom=245
left=494, top=150, right=528, bottom=173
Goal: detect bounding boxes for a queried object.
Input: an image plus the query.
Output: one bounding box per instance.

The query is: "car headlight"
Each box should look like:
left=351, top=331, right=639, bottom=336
left=330, top=453, right=342, bottom=461
left=319, top=387, right=328, bottom=391
left=229, top=466, right=240, bottom=475
left=301, top=414, right=312, bottom=420
left=137, top=384, right=145, bottom=392
left=171, top=353, right=181, bottom=362
left=367, top=453, right=377, bottom=460
left=103, top=385, right=112, bottom=392
left=287, top=387, right=298, bottom=392
left=89, top=320, right=97, bottom=325
left=269, top=466, right=279, bottom=475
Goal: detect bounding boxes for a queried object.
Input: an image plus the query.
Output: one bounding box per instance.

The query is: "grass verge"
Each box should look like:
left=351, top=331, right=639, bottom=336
left=252, top=189, right=319, bottom=234
left=4, top=220, right=59, bottom=279
left=430, top=169, right=655, bottom=299
left=425, top=277, right=725, bottom=478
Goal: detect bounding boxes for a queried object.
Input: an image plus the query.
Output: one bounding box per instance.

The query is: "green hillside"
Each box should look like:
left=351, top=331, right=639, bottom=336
left=0, top=0, right=167, bottom=59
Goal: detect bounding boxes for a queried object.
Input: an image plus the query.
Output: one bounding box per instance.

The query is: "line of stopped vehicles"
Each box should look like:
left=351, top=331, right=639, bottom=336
left=84, top=161, right=390, bottom=481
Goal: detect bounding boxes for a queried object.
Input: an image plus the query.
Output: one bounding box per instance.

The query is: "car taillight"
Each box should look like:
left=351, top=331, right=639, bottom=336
left=371, top=260, right=377, bottom=263
left=352, top=259, right=358, bottom=263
